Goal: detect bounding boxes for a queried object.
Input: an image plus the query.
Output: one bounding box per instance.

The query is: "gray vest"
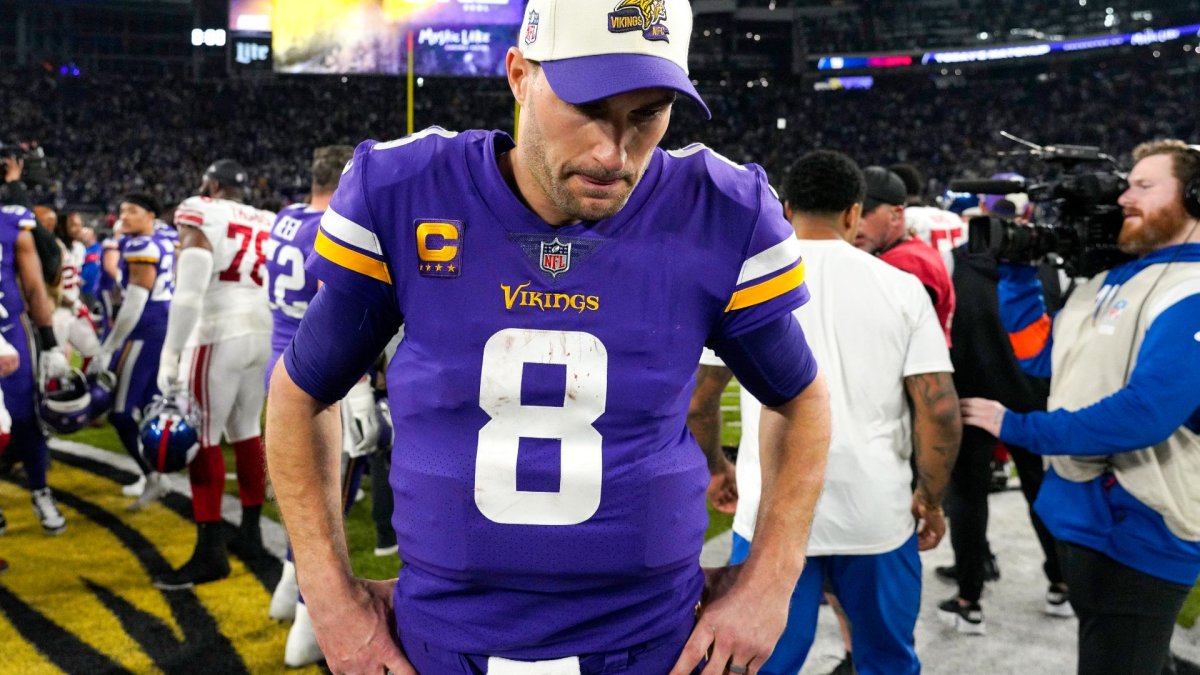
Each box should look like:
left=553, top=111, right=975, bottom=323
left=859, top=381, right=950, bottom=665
left=1047, top=261, right=1200, bottom=541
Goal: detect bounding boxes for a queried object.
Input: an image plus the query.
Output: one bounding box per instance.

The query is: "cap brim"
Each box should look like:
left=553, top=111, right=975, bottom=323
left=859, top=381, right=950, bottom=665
left=540, top=53, right=711, bottom=120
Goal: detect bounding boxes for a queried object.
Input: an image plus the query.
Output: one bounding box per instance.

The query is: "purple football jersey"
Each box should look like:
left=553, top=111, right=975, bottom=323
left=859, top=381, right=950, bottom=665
left=0, top=205, right=36, bottom=321
left=118, top=233, right=175, bottom=337
left=305, top=128, right=810, bottom=659
left=266, top=203, right=322, bottom=361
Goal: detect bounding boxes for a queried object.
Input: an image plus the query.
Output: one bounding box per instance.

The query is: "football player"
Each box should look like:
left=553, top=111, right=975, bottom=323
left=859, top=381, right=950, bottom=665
left=261, top=144, right=379, bottom=667
left=0, top=204, right=71, bottom=535
left=92, top=194, right=175, bottom=509
left=51, top=211, right=103, bottom=363
left=266, top=1, right=832, bottom=672
left=153, top=160, right=274, bottom=589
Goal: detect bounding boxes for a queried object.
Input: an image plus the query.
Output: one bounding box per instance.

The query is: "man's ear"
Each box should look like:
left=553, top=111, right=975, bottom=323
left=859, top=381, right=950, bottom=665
left=783, top=200, right=794, bottom=222
left=843, top=202, right=863, bottom=241
left=506, top=48, right=535, bottom=107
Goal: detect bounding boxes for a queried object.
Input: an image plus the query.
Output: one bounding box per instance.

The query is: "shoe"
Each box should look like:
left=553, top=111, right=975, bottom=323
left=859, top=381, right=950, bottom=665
left=127, top=473, right=169, bottom=512
left=830, top=652, right=857, bottom=674
left=31, top=488, right=67, bottom=535
left=0, top=506, right=7, bottom=535
left=284, top=602, right=325, bottom=667
left=1044, top=583, right=1074, bottom=618
left=938, top=597, right=986, bottom=635
left=153, top=523, right=230, bottom=590
left=227, top=505, right=270, bottom=563
left=121, top=474, right=147, bottom=497
left=374, top=528, right=397, bottom=557
left=935, top=555, right=1000, bottom=583
left=270, top=560, right=299, bottom=621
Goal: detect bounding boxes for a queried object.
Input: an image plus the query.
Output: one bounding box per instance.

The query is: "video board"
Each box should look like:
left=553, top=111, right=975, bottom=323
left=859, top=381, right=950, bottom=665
left=272, top=0, right=525, bottom=77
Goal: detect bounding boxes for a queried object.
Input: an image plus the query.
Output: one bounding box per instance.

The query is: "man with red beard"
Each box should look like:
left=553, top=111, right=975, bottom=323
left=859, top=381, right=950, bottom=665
left=960, top=139, right=1200, bottom=674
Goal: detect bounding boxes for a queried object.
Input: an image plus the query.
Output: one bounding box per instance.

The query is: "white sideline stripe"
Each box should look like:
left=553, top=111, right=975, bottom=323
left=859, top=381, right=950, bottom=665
left=47, top=438, right=288, bottom=559
left=321, top=208, right=383, bottom=256
left=737, top=236, right=802, bottom=285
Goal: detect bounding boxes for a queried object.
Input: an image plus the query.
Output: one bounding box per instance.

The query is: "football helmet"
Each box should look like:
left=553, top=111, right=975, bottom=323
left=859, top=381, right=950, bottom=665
left=40, top=369, right=93, bottom=434
left=375, top=398, right=393, bottom=453
left=139, top=393, right=201, bottom=473
left=87, top=370, right=117, bottom=420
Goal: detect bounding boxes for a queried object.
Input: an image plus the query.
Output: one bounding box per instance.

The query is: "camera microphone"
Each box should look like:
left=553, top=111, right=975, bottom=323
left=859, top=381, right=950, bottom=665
left=948, top=179, right=1026, bottom=194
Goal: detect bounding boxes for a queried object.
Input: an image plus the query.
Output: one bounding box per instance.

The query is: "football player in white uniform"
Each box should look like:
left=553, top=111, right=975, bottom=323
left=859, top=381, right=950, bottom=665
left=154, top=159, right=274, bottom=589
left=52, top=212, right=103, bottom=363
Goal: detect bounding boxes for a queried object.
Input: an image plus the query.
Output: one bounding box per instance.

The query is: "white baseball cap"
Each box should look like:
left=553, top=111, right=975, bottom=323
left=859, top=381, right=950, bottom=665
left=517, top=0, right=711, bottom=119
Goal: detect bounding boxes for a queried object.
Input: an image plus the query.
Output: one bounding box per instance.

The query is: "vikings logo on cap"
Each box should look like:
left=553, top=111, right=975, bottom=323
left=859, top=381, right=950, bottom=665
left=608, top=0, right=669, bottom=42
left=524, top=9, right=539, bottom=45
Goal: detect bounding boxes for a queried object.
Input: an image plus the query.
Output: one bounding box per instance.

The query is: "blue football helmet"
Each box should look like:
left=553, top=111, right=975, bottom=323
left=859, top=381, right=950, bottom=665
left=139, top=393, right=201, bottom=473
left=40, top=369, right=93, bottom=434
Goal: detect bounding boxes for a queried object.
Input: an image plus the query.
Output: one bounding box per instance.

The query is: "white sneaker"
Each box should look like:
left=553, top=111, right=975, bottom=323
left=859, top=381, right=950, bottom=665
left=127, top=473, right=169, bottom=512
left=31, top=488, right=67, bottom=535
left=270, top=560, right=299, bottom=621
left=121, top=475, right=147, bottom=497
left=284, top=603, right=325, bottom=667
left=1044, top=585, right=1075, bottom=618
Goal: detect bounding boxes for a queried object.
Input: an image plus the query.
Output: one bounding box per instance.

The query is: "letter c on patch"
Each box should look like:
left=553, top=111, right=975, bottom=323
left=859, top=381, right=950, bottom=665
left=417, top=222, right=459, bottom=262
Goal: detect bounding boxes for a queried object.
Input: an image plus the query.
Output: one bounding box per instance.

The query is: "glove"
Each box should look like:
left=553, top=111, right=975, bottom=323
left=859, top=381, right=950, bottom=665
left=157, top=348, right=181, bottom=394
left=87, top=351, right=112, bottom=377
left=340, top=379, right=381, bottom=458
left=38, top=347, right=71, bottom=384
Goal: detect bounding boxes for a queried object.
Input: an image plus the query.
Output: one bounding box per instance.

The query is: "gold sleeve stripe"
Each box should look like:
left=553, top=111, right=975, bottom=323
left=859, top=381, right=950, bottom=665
left=124, top=256, right=159, bottom=264
left=725, top=261, right=805, bottom=312
left=314, top=230, right=392, bottom=285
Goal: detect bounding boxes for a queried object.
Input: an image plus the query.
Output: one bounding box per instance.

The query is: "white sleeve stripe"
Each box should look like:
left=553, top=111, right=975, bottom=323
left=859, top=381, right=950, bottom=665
left=1147, top=278, right=1200, bottom=325
left=373, top=126, right=458, bottom=151
left=321, top=208, right=382, bottom=256
left=736, top=236, right=803, bottom=285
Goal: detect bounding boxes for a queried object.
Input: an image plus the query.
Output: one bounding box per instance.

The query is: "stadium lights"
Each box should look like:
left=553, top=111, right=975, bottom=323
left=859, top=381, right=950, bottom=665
left=776, top=118, right=786, bottom=130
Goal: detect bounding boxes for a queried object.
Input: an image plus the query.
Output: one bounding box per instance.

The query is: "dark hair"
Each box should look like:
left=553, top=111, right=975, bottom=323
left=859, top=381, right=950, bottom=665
left=889, top=163, right=923, bottom=199
left=312, top=145, right=356, bottom=193
left=120, top=192, right=161, bottom=217
left=782, top=150, right=866, bottom=215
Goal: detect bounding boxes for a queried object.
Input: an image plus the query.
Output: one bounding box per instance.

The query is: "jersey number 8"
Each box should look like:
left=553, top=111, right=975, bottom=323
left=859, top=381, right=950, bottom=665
left=476, top=328, right=607, bottom=526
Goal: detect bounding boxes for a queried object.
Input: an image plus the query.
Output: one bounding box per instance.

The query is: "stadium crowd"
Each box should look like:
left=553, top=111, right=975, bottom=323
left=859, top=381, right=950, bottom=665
left=4, top=49, right=1199, bottom=218
left=2, top=7, right=1200, bottom=671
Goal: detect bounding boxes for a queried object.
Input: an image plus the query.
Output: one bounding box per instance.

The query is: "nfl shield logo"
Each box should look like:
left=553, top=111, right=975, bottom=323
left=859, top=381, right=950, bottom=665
left=540, top=237, right=571, bottom=277
left=525, top=10, right=539, bottom=45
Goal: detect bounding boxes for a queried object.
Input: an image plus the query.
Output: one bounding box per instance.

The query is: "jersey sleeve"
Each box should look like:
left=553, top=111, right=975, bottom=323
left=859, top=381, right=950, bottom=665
left=121, top=236, right=162, bottom=265
left=173, top=196, right=225, bottom=248
left=998, top=263, right=1054, bottom=377
left=306, top=140, right=397, bottom=308
left=711, top=168, right=810, bottom=341
left=900, top=274, right=954, bottom=377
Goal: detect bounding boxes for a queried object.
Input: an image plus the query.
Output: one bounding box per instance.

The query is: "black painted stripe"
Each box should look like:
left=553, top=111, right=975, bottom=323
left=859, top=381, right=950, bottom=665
left=2, top=472, right=250, bottom=675
left=51, top=448, right=282, bottom=592
left=0, top=584, right=131, bottom=674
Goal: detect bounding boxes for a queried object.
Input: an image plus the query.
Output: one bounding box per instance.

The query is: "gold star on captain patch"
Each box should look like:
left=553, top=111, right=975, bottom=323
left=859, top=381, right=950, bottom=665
left=435, top=264, right=443, bottom=271
left=448, top=264, right=456, bottom=272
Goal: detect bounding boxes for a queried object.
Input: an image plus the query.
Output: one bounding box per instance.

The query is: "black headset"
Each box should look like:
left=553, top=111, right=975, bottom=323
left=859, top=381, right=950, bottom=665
left=1185, top=144, right=1200, bottom=219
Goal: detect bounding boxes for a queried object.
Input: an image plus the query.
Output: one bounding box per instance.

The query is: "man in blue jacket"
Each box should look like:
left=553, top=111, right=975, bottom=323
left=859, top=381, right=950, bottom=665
left=962, top=139, right=1200, bottom=674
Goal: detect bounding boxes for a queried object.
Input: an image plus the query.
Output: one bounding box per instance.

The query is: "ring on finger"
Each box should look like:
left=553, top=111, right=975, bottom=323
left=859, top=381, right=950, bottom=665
left=729, top=665, right=749, bottom=674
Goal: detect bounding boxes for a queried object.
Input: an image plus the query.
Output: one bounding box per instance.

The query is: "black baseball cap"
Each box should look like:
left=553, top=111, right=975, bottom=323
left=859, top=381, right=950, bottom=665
left=203, top=159, right=247, bottom=187
left=862, top=166, right=907, bottom=212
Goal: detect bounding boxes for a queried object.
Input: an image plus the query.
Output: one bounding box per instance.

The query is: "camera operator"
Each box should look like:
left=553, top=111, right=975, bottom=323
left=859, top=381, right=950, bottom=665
left=1, top=156, right=30, bottom=208
left=962, top=139, right=1200, bottom=674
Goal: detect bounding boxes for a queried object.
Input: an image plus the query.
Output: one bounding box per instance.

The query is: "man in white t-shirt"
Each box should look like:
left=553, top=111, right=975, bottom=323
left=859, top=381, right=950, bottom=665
left=695, top=150, right=961, bottom=674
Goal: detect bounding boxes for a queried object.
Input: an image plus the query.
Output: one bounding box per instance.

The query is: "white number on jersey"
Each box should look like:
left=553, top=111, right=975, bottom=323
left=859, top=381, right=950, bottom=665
left=266, top=240, right=308, bottom=318
left=475, top=328, right=607, bottom=526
